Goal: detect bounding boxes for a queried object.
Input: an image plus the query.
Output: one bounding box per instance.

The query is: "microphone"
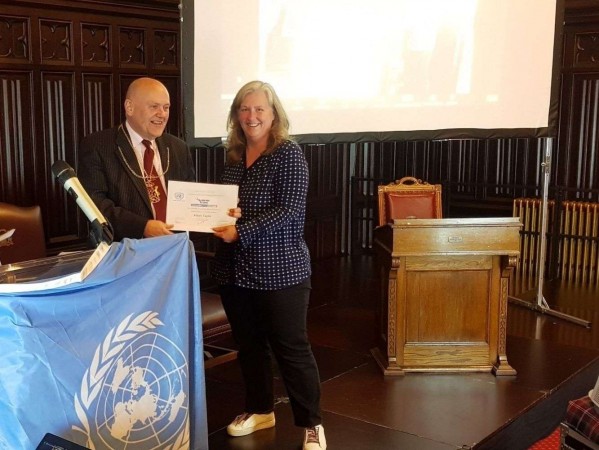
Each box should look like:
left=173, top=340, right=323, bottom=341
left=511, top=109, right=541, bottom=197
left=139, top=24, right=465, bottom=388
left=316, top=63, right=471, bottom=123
left=51, top=160, right=114, bottom=246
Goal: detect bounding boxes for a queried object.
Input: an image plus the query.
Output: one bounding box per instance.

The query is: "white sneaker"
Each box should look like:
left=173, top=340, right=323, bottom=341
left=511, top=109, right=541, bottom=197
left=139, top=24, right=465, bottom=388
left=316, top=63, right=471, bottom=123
left=303, top=425, right=327, bottom=449
left=226, top=412, right=276, bottom=437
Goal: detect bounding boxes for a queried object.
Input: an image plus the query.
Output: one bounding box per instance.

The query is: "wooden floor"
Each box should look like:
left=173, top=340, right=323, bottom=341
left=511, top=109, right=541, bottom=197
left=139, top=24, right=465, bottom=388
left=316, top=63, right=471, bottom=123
left=203, top=255, right=599, bottom=450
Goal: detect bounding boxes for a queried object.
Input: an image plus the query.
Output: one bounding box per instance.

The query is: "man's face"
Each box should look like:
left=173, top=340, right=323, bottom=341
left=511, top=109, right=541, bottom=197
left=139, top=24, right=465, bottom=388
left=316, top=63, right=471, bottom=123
left=125, top=86, right=170, bottom=140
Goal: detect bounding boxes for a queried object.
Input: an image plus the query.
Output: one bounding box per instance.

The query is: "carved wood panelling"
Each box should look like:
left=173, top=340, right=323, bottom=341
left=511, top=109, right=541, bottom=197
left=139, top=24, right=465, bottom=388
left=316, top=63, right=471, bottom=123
left=0, top=72, right=34, bottom=203
left=40, top=19, right=72, bottom=64
left=192, top=146, right=225, bottom=185
left=154, top=30, right=177, bottom=67
left=41, top=73, right=82, bottom=241
left=558, top=11, right=599, bottom=205
left=81, top=23, right=110, bottom=66
left=82, top=74, right=113, bottom=136
left=574, top=32, right=599, bottom=68
left=0, top=1, right=181, bottom=253
left=119, top=27, right=145, bottom=66
left=557, top=73, right=599, bottom=195
left=43, top=74, right=75, bottom=165
left=304, top=144, right=348, bottom=258
left=2, top=0, right=599, bottom=262
left=349, top=137, right=550, bottom=253
left=0, top=15, right=30, bottom=62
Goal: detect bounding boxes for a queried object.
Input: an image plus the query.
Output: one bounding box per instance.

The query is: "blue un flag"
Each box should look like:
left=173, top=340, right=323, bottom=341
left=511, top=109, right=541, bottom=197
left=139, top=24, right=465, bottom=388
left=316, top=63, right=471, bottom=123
left=0, top=233, right=207, bottom=450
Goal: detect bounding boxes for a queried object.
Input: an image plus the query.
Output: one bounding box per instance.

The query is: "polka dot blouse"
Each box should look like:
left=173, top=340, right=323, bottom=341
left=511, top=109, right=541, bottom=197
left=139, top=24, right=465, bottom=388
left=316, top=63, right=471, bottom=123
left=212, top=140, right=311, bottom=290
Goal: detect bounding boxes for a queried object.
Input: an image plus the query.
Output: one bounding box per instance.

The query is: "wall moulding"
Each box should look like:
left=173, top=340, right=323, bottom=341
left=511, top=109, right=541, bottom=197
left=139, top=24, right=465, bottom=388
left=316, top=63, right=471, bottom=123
left=6, top=0, right=179, bottom=21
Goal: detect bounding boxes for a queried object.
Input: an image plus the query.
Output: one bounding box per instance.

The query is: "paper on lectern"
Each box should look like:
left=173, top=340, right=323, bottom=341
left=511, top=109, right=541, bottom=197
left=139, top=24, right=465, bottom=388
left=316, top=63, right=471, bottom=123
left=0, top=228, right=15, bottom=243
left=0, top=241, right=109, bottom=293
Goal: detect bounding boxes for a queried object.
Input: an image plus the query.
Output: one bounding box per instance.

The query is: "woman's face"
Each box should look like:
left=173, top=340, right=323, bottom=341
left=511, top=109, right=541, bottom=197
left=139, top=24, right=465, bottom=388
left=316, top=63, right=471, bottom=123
left=237, top=90, right=274, bottom=147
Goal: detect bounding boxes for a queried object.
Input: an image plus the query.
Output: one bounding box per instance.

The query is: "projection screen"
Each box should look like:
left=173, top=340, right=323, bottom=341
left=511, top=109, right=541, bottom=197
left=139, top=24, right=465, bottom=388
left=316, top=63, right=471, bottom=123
left=182, top=0, right=562, bottom=146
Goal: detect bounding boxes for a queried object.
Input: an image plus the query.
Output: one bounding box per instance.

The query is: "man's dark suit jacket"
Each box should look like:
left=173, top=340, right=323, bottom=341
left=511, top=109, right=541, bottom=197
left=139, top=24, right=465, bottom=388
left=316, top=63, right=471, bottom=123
left=78, top=124, right=196, bottom=241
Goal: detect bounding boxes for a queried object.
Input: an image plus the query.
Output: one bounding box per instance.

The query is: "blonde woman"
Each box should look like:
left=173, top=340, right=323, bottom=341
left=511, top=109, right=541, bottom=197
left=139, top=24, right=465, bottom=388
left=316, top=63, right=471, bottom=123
left=213, top=81, right=326, bottom=450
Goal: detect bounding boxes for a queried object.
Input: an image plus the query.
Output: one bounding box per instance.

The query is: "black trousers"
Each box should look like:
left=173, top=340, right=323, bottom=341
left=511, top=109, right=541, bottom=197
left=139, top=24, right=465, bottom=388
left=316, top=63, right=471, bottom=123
left=219, top=279, right=322, bottom=428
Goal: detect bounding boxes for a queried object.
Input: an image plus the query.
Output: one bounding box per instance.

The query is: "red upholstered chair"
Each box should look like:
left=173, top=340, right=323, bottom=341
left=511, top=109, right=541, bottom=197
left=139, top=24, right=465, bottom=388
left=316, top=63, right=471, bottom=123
left=0, top=203, right=46, bottom=264
left=377, top=177, right=442, bottom=226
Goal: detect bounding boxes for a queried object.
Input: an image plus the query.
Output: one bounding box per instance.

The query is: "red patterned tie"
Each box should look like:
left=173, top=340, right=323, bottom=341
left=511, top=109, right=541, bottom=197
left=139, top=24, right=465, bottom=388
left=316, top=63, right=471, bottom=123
left=142, top=139, right=167, bottom=222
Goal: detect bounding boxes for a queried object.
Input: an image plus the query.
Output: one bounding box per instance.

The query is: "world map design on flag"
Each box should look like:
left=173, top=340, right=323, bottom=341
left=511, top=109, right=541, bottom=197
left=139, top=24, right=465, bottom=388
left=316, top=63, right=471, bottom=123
left=74, top=311, right=190, bottom=450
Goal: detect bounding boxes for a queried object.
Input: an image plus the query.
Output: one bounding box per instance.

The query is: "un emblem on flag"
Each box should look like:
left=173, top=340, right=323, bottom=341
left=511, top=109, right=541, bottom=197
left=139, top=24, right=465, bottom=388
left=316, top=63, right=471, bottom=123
left=73, top=311, right=189, bottom=450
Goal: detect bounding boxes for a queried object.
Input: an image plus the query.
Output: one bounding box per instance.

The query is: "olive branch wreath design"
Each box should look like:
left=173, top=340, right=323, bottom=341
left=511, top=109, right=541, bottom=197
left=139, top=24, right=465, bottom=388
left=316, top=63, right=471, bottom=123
left=72, top=311, right=190, bottom=450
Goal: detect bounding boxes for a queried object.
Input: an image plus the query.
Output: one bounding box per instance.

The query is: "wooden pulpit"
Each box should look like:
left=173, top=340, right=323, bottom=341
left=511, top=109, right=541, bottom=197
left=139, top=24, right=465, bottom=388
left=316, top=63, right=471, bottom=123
left=371, top=217, right=521, bottom=376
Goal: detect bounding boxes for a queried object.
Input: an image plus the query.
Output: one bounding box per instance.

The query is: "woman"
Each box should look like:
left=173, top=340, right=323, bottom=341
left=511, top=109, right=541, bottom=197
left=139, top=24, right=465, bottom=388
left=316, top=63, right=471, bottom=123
left=212, top=81, right=326, bottom=450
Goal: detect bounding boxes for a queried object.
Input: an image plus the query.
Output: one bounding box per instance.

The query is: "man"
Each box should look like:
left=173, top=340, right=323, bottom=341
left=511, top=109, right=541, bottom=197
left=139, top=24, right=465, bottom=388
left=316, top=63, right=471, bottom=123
left=78, top=77, right=195, bottom=241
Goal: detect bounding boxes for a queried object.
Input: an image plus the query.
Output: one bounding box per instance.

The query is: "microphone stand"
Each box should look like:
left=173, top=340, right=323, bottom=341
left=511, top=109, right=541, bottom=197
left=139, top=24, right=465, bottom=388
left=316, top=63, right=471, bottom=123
left=508, top=138, right=591, bottom=327
left=51, top=160, right=115, bottom=248
left=89, top=219, right=114, bottom=248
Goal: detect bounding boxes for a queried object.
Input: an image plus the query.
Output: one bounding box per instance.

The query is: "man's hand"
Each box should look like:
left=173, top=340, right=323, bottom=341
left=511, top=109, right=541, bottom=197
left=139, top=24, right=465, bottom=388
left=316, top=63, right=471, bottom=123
left=213, top=225, right=239, bottom=243
left=143, top=220, right=174, bottom=238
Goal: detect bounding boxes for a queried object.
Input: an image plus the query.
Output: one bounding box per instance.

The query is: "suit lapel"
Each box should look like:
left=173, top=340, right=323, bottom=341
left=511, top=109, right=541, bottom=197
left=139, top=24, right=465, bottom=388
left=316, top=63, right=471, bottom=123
left=116, top=124, right=153, bottom=213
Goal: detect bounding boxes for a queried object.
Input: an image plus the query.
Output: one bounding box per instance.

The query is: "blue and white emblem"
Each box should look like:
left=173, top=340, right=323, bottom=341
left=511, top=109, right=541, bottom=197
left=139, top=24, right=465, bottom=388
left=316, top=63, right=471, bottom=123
left=73, top=311, right=189, bottom=450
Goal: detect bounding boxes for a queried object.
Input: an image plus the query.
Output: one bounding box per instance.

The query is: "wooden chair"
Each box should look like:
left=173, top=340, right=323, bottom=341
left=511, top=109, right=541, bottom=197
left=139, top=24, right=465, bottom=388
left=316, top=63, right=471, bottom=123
left=377, top=177, right=442, bottom=226
left=0, top=203, right=46, bottom=264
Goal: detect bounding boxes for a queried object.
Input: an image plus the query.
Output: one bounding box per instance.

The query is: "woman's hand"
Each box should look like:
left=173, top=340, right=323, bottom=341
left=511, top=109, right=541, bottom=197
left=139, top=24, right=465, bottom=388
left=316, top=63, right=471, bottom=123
left=213, top=224, right=239, bottom=243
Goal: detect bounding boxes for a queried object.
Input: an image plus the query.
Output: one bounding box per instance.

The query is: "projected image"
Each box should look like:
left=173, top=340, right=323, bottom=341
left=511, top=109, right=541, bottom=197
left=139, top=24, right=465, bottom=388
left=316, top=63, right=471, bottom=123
left=191, top=0, right=556, bottom=141
left=259, top=0, right=475, bottom=107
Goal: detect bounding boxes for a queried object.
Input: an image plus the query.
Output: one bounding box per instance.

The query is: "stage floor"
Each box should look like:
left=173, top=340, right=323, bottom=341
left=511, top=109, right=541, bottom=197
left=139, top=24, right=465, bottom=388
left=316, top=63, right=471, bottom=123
left=203, top=255, right=599, bottom=450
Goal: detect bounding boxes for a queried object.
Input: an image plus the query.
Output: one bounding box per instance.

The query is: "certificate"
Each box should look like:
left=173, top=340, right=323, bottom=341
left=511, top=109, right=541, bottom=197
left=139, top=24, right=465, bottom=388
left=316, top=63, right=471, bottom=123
left=166, top=181, right=239, bottom=233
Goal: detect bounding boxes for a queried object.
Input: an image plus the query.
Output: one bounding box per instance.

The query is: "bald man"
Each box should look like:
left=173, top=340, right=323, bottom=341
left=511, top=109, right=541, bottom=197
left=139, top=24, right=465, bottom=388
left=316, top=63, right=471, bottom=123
left=78, top=77, right=196, bottom=241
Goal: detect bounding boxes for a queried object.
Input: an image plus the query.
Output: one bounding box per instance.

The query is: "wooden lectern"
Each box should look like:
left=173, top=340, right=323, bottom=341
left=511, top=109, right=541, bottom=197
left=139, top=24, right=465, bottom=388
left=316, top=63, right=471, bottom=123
left=371, top=217, right=521, bottom=376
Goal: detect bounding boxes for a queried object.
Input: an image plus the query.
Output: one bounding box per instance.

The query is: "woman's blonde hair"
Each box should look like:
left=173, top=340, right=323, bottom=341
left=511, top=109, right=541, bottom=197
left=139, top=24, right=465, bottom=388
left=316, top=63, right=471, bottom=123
left=225, top=81, right=290, bottom=164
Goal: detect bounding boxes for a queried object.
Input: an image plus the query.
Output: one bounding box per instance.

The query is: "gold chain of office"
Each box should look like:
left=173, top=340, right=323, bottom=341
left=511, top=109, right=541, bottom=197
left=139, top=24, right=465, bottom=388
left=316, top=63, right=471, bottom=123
left=117, top=125, right=171, bottom=204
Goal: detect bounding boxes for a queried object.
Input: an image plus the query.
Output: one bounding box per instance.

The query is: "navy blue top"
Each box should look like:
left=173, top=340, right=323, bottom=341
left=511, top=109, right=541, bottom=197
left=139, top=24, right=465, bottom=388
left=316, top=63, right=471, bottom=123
left=212, top=140, right=311, bottom=290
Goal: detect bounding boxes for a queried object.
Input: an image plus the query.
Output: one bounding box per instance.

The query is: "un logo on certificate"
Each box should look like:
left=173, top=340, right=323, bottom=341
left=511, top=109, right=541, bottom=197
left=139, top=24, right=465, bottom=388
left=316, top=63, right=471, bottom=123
left=74, top=311, right=190, bottom=450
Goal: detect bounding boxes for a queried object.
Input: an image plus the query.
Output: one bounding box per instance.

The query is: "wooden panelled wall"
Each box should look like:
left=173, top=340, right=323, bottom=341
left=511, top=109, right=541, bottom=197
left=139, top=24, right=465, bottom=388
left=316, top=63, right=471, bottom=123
left=1, top=0, right=599, bottom=263
left=0, top=0, right=181, bottom=253
left=559, top=2, right=599, bottom=193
